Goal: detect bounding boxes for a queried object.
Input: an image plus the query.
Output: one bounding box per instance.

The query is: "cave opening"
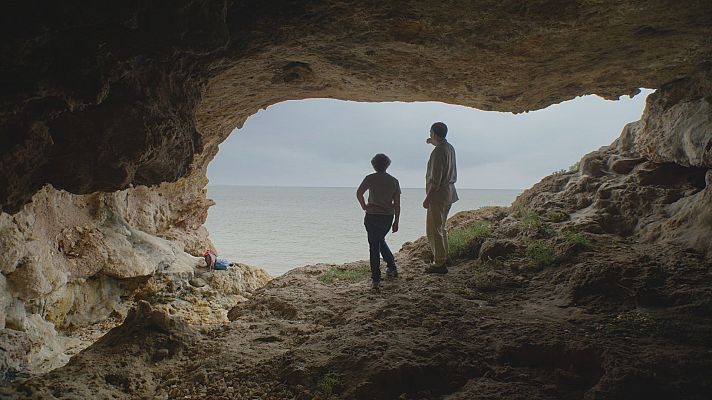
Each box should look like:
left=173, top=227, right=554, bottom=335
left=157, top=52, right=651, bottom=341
left=2, top=1, right=711, bottom=396
left=205, top=92, right=652, bottom=276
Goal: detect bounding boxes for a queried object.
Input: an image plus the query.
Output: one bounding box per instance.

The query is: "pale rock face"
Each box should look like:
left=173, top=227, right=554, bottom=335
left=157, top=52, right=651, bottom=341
left=3, top=299, right=26, bottom=332
left=206, top=264, right=273, bottom=295
left=6, top=247, right=67, bottom=301
left=0, top=275, right=10, bottom=329
left=515, top=86, right=711, bottom=255
left=637, top=96, right=712, bottom=167
left=40, top=277, right=123, bottom=329
left=642, top=181, right=712, bottom=255
left=20, top=314, right=68, bottom=374
left=0, top=184, right=249, bottom=379
left=0, top=215, right=23, bottom=275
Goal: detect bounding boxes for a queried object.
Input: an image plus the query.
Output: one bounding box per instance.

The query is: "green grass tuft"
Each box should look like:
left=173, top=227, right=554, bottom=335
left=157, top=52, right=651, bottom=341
left=518, top=208, right=543, bottom=230
left=317, top=265, right=370, bottom=284
left=563, top=231, right=591, bottom=249
left=544, top=210, right=569, bottom=223
left=526, top=240, right=556, bottom=267
left=316, top=373, right=342, bottom=396
left=552, top=161, right=580, bottom=176
left=448, top=220, right=493, bottom=259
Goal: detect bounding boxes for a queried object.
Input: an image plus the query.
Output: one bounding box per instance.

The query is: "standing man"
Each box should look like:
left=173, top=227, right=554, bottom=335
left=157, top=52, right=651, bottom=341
left=423, top=122, right=458, bottom=274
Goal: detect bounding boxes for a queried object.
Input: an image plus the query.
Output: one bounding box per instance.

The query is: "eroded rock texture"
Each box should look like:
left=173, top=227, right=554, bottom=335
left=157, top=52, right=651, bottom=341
left=1, top=0, right=712, bottom=393
left=2, top=0, right=712, bottom=212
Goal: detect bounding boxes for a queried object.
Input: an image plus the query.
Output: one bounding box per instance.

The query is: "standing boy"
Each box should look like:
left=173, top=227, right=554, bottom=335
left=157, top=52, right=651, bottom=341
left=357, top=154, right=401, bottom=289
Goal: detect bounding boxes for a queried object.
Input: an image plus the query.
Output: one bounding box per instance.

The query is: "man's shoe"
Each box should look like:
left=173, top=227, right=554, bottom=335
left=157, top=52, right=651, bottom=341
left=424, top=264, right=448, bottom=274
left=371, top=280, right=380, bottom=290
left=386, top=268, right=398, bottom=278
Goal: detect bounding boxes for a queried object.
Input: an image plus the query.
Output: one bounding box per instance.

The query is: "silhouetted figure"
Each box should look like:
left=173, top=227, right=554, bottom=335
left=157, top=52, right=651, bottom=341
left=356, top=154, right=401, bottom=289
left=423, top=122, right=458, bottom=274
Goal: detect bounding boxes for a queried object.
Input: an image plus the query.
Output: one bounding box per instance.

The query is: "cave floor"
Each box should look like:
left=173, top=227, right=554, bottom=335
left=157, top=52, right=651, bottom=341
left=3, top=238, right=712, bottom=400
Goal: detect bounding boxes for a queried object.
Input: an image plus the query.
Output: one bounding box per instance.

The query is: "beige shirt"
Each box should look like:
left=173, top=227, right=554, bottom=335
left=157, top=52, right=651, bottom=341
left=360, top=172, right=401, bottom=215
left=426, top=139, right=458, bottom=204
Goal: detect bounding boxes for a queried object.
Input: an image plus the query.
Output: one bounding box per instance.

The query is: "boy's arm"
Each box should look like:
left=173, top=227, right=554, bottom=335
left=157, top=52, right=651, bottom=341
left=356, top=181, right=368, bottom=211
left=392, top=192, right=400, bottom=233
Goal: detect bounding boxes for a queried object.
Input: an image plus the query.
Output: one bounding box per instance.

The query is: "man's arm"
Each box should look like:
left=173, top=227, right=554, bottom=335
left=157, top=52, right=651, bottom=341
left=356, top=181, right=368, bottom=211
left=392, top=192, right=400, bottom=233
left=423, top=149, right=447, bottom=208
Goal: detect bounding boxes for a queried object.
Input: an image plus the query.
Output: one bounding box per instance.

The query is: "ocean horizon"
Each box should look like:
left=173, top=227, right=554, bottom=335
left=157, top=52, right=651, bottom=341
left=206, top=185, right=522, bottom=276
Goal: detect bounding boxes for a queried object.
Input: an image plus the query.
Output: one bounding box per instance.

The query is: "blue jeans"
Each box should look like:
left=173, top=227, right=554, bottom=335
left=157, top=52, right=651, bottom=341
left=364, top=213, right=396, bottom=282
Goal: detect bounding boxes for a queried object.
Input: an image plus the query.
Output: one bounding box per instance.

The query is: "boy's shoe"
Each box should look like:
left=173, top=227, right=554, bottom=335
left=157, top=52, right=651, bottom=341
left=424, top=264, right=448, bottom=274
left=371, top=280, right=380, bottom=290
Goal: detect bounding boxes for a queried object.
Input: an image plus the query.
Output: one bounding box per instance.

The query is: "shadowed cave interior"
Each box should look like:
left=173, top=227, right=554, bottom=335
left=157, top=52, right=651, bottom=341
left=1, top=1, right=712, bottom=399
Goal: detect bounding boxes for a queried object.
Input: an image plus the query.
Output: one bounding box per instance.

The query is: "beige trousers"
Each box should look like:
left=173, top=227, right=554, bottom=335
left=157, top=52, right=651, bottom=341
left=426, top=202, right=452, bottom=266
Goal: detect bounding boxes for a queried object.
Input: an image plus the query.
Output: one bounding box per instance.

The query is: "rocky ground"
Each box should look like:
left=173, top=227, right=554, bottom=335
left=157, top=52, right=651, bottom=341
left=2, top=204, right=711, bottom=400
left=3, top=114, right=712, bottom=399
left=0, top=260, right=270, bottom=386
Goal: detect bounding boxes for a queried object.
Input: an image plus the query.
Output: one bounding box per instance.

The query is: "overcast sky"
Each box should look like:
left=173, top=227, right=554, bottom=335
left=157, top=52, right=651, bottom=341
left=208, top=90, right=653, bottom=189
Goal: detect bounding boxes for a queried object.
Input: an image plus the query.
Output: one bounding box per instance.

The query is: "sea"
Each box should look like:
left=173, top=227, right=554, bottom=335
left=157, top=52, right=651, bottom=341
left=205, top=186, right=522, bottom=276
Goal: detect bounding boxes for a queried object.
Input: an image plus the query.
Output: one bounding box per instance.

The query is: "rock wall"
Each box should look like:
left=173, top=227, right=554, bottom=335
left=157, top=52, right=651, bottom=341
left=2, top=0, right=712, bottom=212
left=513, top=77, right=712, bottom=255
left=1, top=0, right=712, bottom=385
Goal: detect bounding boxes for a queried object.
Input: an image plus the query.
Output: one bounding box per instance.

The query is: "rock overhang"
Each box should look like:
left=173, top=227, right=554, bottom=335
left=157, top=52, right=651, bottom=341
left=2, top=0, right=712, bottom=213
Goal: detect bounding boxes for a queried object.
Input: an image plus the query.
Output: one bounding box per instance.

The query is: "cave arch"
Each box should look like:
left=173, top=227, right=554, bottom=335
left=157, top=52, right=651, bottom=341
left=1, top=0, right=712, bottom=388
left=1, top=0, right=711, bottom=213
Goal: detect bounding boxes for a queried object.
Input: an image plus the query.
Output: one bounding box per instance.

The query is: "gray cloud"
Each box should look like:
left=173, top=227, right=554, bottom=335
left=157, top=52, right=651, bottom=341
left=208, top=90, right=652, bottom=189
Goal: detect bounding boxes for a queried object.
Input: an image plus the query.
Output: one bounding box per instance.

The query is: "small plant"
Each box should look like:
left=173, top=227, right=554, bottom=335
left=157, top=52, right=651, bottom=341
left=316, top=373, right=342, bottom=396
left=526, top=240, right=556, bottom=267
left=563, top=231, right=591, bottom=249
left=448, top=220, right=493, bottom=259
left=518, top=208, right=557, bottom=237
left=552, top=161, right=580, bottom=176
left=544, top=210, right=569, bottom=223
left=518, top=208, right=543, bottom=230
left=317, top=265, right=370, bottom=284
left=473, top=259, right=499, bottom=278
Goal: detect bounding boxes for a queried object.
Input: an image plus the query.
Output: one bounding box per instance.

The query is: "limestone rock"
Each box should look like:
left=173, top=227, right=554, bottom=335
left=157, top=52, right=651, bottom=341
left=636, top=81, right=712, bottom=168
left=189, top=277, right=207, bottom=288
left=6, top=253, right=67, bottom=301
left=0, top=217, right=23, bottom=275
left=205, top=265, right=271, bottom=295
left=0, top=1, right=712, bottom=390
left=479, top=240, right=518, bottom=261
left=2, top=1, right=712, bottom=213
left=0, top=276, right=10, bottom=329
left=514, top=82, right=712, bottom=253
left=609, top=156, right=646, bottom=175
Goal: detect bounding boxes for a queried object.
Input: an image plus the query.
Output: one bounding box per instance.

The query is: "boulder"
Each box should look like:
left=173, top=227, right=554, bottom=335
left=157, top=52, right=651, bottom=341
left=479, top=240, right=518, bottom=261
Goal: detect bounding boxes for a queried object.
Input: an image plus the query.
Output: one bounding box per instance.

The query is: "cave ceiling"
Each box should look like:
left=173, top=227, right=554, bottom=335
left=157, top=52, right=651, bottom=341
left=1, top=0, right=711, bottom=213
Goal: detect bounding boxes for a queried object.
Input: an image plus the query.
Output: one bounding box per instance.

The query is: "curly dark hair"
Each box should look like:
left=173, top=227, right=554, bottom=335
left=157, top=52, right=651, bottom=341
left=371, top=153, right=391, bottom=172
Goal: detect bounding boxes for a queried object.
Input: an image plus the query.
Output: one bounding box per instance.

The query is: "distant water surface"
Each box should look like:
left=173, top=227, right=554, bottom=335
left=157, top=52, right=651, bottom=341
left=205, top=186, right=521, bottom=276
